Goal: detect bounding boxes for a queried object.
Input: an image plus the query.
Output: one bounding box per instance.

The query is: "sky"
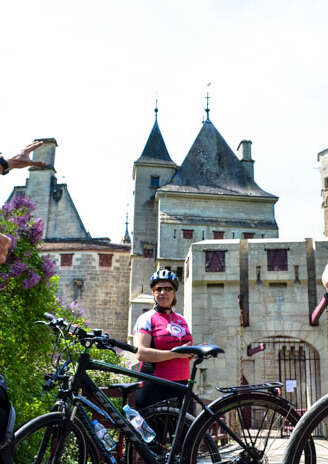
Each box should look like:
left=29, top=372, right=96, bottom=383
left=0, top=0, right=327, bottom=243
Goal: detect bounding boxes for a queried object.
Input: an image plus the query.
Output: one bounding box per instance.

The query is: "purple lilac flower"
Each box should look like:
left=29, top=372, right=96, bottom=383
left=26, top=218, right=44, bottom=244
left=0, top=273, right=9, bottom=290
left=24, top=250, right=32, bottom=258
left=69, top=300, right=85, bottom=316
left=13, top=214, right=31, bottom=229
left=22, top=270, right=41, bottom=290
left=9, top=259, right=28, bottom=277
left=41, top=255, right=57, bottom=278
left=6, top=195, right=37, bottom=213
left=0, top=225, right=6, bottom=233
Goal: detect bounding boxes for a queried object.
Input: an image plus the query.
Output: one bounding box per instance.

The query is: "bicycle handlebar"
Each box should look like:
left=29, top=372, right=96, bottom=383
left=43, top=313, right=137, bottom=354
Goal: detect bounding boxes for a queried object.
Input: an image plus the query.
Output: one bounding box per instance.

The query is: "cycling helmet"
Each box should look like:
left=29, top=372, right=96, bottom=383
left=150, top=269, right=179, bottom=291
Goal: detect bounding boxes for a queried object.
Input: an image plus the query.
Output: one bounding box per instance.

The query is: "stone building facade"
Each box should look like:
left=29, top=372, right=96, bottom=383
left=129, top=106, right=328, bottom=413
left=8, top=139, right=131, bottom=340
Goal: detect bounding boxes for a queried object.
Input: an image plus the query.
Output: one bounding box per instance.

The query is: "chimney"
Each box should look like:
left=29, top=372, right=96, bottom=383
left=26, top=138, right=58, bottom=238
left=237, top=140, right=254, bottom=180
left=31, top=138, right=57, bottom=169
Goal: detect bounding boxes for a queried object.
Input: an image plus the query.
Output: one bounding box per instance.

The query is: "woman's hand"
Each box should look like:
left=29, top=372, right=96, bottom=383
left=135, top=333, right=193, bottom=362
left=7, top=141, right=45, bottom=170
left=0, top=234, right=11, bottom=264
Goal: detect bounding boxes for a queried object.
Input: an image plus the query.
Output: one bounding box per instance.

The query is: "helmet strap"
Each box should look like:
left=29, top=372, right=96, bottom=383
left=154, top=303, right=172, bottom=313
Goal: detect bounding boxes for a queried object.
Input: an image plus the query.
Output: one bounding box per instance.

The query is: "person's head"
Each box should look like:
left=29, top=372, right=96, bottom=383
left=150, top=269, right=179, bottom=309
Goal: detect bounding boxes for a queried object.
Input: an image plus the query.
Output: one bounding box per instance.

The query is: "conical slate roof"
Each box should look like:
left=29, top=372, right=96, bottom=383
left=160, top=119, right=277, bottom=198
left=135, top=120, right=175, bottom=165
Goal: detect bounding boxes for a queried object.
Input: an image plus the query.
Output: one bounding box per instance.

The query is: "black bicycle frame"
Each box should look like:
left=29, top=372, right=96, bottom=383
left=67, top=351, right=261, bottom=464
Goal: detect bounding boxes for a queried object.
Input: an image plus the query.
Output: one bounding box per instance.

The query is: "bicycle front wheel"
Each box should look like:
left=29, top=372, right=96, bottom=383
left=183, top=391, right=314, bottom=464
left=283, top=393, right=328, bottom=463
left=14, top=411, right=89, bottom=464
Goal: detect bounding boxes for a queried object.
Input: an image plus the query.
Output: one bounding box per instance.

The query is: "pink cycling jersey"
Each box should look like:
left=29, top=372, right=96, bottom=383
left=133, top=309, right=192, bottom=381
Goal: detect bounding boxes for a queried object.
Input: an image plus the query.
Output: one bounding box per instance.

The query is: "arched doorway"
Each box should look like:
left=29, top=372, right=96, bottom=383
left=242, top=336, right=321, bottom=414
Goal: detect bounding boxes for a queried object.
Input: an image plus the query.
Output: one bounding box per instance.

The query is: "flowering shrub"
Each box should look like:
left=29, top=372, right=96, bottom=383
left=0, top=195, right=124, bottom=427
left=0, top=195, right=63, bottom=425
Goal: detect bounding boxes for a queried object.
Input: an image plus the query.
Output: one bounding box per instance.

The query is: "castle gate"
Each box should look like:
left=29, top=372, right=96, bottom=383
left=242, top=337, right=321, bottom=415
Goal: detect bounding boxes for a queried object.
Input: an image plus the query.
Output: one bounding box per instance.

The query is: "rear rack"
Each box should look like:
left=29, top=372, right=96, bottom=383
left=217, top=381, right=283, bottom=394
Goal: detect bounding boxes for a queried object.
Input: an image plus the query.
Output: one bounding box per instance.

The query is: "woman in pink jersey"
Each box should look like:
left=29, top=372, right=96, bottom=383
left=133, top=269, right=193, bottom=409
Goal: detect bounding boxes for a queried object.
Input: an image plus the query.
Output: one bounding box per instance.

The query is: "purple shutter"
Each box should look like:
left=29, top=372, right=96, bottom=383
left=267, top=249, right=288, bottom=271
left=205, top=251, right=225, bottom=272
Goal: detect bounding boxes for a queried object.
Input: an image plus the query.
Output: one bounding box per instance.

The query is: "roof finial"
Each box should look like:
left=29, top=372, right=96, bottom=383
left=205, top=92, right=210, bottom=121
left=154, top=99, right=158, bottom=121
left=122, top=209, right=131, bottom=245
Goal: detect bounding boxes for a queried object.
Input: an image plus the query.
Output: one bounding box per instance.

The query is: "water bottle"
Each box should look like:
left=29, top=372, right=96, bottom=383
left=92, top=419, right=116, bottom=452
left=123, top=404, right=156, bottom=443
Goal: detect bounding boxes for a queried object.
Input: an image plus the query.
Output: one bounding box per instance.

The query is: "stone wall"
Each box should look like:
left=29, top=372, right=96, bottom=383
left=185, top=238, right=328, bottom=402
left=43, top=248, right=131, bottom=341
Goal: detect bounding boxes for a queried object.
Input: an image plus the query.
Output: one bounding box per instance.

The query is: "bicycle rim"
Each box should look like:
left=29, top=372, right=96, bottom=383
left=283, top=393, right=328, bottom=463
left=14, top=412, right=89, bottom=464
left=184, top=392, right=314, bottom=464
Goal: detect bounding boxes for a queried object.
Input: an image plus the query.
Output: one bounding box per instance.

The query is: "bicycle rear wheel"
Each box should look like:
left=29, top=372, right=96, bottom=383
left=125, top=406, right=220, bottom=464
left=183, top=391, right=315, bottom=464
left=14, top=411, right=90, bottom=464
left=283, top=392, right=328, bottom=463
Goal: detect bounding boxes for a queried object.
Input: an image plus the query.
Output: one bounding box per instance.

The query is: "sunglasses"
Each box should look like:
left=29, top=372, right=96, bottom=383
left=153, top=286, right=175, bottom=293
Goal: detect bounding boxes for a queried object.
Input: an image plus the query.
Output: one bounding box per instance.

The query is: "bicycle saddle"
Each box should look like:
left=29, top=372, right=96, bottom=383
left=171, top=344, right=224, bottom=358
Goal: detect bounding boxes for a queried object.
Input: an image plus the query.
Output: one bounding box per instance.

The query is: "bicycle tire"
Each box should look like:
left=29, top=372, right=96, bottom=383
left=125, top=405, right=220, bottom=464
left=283, top=392, right=328, bottom=463
left=14, top=411, right=89, bottom=464
left=183, top=390, right=315, bottom=464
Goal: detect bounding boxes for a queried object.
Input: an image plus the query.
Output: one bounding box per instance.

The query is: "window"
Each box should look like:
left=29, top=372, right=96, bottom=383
left=150, top=176, right=159, bottom=187
left=143, top=246, right=153, bottom=258
left=173, top=230, right=177, bottom=239
left=202, top=231, right=205, bottom=240
left=267, top=249, right=288, bottom=271
left=325, top=177, right=328, bottom=189
left=99, top=254, right=113, bottom=267
left=182, top=229, right=193, bottom=239
left=205, top=250, right=226, bottom=272
left=60, top=254, right=73, bottom=267
left=213, top=231, right=224, bottom=239
left=176, top=267, right=183, bottom=281
left=243, top=232, right=255, bottom=239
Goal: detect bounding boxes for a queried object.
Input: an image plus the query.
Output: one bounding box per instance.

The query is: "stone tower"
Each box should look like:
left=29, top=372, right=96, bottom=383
left=129, top=106, right=279, bottom=334
left=9, top=138, right=89, bottom=239
left=130, top=110, right=177, bottom=312
left=318, top=148, right=328, bottom=236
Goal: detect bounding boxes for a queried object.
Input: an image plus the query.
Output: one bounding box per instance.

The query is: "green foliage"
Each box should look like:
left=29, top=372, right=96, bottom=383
left=0, top=195, right=128, bottom=429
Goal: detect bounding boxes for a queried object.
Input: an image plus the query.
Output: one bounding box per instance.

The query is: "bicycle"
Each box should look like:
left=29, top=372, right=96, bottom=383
left=14, top=313, right=314, bottom=463
left=282, top=293, right=328, bottom=464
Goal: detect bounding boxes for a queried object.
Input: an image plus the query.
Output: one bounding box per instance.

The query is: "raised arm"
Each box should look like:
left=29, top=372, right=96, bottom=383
left=0, top=141, right=45, bottom=174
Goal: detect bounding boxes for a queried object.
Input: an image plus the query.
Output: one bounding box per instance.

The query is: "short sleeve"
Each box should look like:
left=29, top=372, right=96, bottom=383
left=132, top=310, right=153, bottom=337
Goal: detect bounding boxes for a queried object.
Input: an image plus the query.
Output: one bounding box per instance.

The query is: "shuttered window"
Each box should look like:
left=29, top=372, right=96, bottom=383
left=182, top=229, right=193, bottom=239
left=213, top=231, right=224, bottom=239
left=60, top=254, right=73, bottom=267
left=205, top=250, right=226, bottom=272
left=267, top=249, right=288, bottom=271
left=99, top=254, right=113, bottom=267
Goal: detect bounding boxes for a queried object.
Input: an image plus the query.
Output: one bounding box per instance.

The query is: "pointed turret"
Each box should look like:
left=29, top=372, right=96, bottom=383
left=160, top=119, right=277, bottom=199
left=134, top=119, right=175, bottom=165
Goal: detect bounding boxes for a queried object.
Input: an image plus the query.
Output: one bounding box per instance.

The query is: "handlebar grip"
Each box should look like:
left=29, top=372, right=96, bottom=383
left=44, top=312, right=56, bottom=321
left=109, top=339, right=137, bottom=354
